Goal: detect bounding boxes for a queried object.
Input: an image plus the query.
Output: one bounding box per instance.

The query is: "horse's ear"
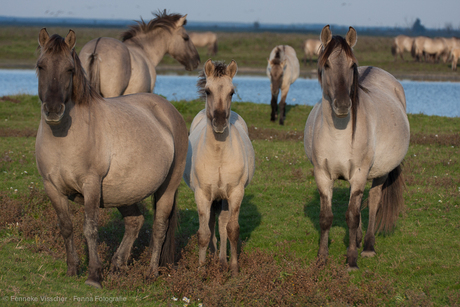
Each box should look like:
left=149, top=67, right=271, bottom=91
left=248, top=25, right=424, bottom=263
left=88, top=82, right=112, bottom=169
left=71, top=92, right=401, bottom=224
left=38, top=28, right=50, bottom=48
left=65, top=30, right=76, bottom=50
left=226, top=60, right=238, bottom=78
left=204, top=59, right=214, bottom=77
left=346, top=26, right=357, bottom=48
left=176, top=15, right=187, bottom=28
left=320, top=25, right=332, bottom=48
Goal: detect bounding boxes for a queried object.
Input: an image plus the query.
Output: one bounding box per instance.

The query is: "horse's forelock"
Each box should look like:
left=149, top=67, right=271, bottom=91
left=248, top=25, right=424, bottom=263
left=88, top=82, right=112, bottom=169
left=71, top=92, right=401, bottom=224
left=121, top=11, right=183, bottom=41
left=197, top=61, right=231, bottom=100
left=317, top=36, right=357, bottom=84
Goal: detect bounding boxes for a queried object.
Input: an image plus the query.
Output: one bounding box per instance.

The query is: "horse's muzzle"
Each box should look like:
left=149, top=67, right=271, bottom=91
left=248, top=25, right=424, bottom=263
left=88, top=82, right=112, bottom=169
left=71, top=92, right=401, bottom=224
left=43, top=102, right=65, bottom=125
left=332, top=99, right=351, bottom=118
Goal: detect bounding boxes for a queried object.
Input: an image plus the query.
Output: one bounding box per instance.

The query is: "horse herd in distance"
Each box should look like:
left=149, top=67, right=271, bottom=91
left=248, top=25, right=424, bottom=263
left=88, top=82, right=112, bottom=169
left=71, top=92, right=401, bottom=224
left=34, top=11, right=411, bottom=289
left=391, top=34, right=460, bottom=70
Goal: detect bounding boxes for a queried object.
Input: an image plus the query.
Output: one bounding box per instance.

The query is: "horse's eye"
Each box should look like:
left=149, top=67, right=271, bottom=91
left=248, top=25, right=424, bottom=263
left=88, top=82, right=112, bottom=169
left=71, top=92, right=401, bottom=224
left=229, top=90, right=234, bottom=97
left=183, top=35, right=189, bottom=41
left=205, top=89, right=211, bottom=95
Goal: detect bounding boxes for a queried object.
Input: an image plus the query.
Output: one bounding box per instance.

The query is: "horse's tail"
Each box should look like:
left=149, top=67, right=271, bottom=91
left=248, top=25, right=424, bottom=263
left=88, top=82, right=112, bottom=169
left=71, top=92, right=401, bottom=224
left=391, top=41, right=397, bottom=57
left=87, top=37, right=101, bottom=95
left=158, top=190, right=178, bottom=267
left=212, top=40, right=218, bottom=55
left=375, top=164, right=405, bottom=233
left=410, top=41, right=417, bottom=60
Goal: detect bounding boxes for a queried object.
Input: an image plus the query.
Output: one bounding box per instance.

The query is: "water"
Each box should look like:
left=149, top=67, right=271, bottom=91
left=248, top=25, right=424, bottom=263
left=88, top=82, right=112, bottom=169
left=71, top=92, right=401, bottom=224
left=1, top=69, right=459, bottom=117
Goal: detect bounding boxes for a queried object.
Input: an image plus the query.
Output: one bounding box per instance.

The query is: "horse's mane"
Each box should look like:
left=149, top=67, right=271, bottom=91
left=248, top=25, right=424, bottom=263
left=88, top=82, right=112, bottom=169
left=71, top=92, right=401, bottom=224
left=317, top=35, right=363, bottom=139
left=121, top=10, right=184, bottom=42
left=270, top=46, right=285, bottom=65
left=37, top=34, right=100, bottom=106
left=197, top=61, right=229, bottom=100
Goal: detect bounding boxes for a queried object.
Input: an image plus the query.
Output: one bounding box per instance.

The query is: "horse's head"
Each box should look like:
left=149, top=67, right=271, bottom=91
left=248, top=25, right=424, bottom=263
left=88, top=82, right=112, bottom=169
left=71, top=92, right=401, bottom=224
left=37, top=28, right=78, bottom=125
left=168, top=15, right=201, bottom=71
left=318, top=25, right=358, bottom=118
left=37, top=29, right=94, bottom=126
left=199, top=59, right=237, bottom=134
left=268, top=57, right=286, bottom=96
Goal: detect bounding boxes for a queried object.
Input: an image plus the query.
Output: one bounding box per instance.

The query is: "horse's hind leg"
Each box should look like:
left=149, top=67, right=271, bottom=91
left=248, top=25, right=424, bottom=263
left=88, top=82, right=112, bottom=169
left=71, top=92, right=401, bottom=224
left=43, top=181, right=79, bottom=276
left=111, top=203, right=144, bottom=272
left=362, top=176, right=386, bottom=258
left=270, top=89, right=279, bottom=122
left=208, top=200, right=220, bottom=255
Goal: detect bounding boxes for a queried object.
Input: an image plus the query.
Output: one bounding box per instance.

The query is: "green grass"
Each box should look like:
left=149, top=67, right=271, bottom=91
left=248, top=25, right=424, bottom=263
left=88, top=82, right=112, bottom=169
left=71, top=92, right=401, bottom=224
left=1, top=95, right=460, bottom=306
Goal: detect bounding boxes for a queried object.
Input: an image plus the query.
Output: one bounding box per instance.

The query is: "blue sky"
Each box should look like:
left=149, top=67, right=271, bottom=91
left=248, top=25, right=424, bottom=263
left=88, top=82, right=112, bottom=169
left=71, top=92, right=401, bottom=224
left=3, top=0, right=460, bottom=29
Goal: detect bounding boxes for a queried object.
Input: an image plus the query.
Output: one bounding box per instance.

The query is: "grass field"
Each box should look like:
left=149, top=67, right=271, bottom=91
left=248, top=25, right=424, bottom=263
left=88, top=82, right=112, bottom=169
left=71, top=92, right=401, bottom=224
left=1, top=93, right=459, bottom=306
left=0, top=26, right=459, bottom=79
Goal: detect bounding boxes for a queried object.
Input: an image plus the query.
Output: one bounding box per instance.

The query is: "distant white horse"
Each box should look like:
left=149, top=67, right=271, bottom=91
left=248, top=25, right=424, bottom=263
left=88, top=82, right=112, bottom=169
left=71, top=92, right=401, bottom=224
left=302, top=39, right=322, bottom=65
left=189, top=32, right=218, bottom=55
left=391, top=35, right=414, bottom=61
left=183, top=59, right=255, bottom=276
left=266, top=45, right=300, bottom=125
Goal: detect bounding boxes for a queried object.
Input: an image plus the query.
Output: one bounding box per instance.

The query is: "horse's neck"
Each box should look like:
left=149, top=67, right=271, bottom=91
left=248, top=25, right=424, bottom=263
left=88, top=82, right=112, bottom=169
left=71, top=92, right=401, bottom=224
left=204, top=119, right=232, bottom=151
left=126, top=31, right=169, bottom=67
left=321, top=96, right=352, bottom=132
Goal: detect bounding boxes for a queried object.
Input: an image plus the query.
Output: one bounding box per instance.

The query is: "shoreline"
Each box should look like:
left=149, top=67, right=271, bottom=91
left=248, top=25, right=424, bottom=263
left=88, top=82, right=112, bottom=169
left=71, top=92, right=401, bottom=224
left=1, top=63, right=460, bottom=82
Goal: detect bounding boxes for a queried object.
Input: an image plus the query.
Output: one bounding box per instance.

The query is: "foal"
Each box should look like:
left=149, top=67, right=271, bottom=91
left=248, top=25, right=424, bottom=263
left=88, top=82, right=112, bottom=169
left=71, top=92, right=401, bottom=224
left=183, top=59, right=255, bottom=275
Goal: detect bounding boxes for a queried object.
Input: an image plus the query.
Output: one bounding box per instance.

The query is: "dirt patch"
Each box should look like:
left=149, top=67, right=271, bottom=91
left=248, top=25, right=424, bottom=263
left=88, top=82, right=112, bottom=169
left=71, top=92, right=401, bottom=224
left=0, top=96, right=21, bottom=104
left=410, top=133, right=460, bottom=147
left=0, top=127, right=37, bottom=137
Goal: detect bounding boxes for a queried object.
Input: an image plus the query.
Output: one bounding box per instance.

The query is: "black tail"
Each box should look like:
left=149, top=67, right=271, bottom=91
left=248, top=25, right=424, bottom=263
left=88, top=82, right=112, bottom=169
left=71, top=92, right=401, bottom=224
left=391, top=42, right=397, bottom=57
left=376, top=165, right=405, bottom=233
left=158, top=191, right=178, bottom=267
left=212, top=41, right=218, bottom=55
left=87, top=37, right=101, bottom=95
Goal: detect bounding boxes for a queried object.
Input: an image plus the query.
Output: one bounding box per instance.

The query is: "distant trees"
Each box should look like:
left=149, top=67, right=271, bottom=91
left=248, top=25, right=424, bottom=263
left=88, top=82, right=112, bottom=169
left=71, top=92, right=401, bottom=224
left=412, top=18, right=426, bottom=33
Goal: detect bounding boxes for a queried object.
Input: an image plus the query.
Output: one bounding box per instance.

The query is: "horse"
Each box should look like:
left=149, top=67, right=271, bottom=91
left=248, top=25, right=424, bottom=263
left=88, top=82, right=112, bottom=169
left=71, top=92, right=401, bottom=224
left=183, top=59, right=255, bottom=276
left=391, top=35, right=414, bottom=61
left=189, top=32, right=218, bottom=55
left=301, top=39, right=322, bottom=65
left=304, top=25, right=410, bottom=271
left=411, top=36, right=428, bottom=62
left=452, top=48, right=460, bottom=71
left=266, top=45, right=300, bottom=125
left=79, top=10, right=200, bottom=98
left=35, top=28, right=189, bottom=288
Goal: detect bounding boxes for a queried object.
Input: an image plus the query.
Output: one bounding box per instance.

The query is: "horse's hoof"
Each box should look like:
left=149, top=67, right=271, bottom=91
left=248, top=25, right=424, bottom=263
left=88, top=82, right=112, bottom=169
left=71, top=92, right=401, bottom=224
left=347, top=265, right=359, bottom=272
left=85, top=279, right=102, bottom=289
left=361, top=250, right=376, bottom=258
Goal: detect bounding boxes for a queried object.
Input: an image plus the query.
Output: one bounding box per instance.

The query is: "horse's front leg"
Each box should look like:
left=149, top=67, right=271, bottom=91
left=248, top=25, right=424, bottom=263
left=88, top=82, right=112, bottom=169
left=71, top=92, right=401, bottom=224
left=43, top=181, right=79, bottom=276
left=82, top=177, right=103, bottom=288
left=227, top=186, right=244, bottom=276
left=346, top=176, right=367, bottom=271
left=195, top=189, right=213, bottom=265
left=314, top=170, right=334, bottom=263
left=270, top=87, right=279, bottom=122
left=218, top=200, right=230, bottom=267
left=278, top=85, right=290, bottom=125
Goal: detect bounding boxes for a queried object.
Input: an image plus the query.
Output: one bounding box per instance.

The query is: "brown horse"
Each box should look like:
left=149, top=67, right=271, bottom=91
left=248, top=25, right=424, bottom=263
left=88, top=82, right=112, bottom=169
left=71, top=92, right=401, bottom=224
left=304, top=26, right=410, bottom=270
left=183, top=59, right=255, bottom=275
left=79, top=11, right=200, bottom=98
left=189, top=32, right=218, bottom=55
left=266, top=45, right=300, bottom=125
left=35, top=28, right=188, bottom=288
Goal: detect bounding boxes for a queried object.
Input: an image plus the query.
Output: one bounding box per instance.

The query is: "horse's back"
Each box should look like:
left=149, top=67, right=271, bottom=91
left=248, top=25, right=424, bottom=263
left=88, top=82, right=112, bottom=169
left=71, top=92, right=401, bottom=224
left=80, top=37, right=132, bottom=97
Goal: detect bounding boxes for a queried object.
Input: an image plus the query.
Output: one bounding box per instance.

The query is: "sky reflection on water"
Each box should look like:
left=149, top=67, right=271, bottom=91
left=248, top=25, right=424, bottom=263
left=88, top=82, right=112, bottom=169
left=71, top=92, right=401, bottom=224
left=0, top=70, right=459, bottom=117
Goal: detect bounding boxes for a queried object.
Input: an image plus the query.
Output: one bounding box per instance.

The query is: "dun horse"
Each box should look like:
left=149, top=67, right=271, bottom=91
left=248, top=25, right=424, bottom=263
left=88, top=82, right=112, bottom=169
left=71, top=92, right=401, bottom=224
left=183, top=59, right=255, bottom=275
left=302, top=39, right=322, bottom=65
left=391, top=35, right=414, bottom=61
left=304, top=26, right=410, bottom=270
left=79, top=11, right=200, bottom=98
left=35, top=29, right=188, bottom=288
left=266, top=45, right=300, bottom=125
left=189, top=32, right=218, bottom=55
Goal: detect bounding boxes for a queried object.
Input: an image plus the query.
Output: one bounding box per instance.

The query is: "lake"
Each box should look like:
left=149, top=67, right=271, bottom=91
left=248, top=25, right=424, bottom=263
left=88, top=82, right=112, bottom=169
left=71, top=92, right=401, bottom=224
left=1, top=69, right=459, bottom=117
